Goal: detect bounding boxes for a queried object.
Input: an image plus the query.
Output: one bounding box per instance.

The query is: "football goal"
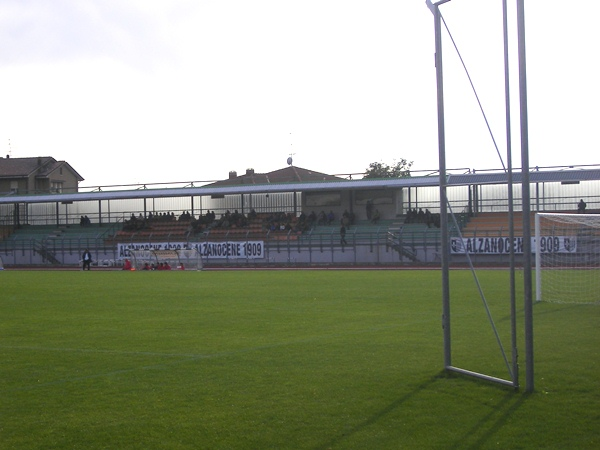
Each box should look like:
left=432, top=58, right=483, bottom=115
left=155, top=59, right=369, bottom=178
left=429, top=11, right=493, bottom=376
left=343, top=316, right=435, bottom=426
left=535, top=213, right=600, bottom=304
left=128, top=248, right=203, bottom=271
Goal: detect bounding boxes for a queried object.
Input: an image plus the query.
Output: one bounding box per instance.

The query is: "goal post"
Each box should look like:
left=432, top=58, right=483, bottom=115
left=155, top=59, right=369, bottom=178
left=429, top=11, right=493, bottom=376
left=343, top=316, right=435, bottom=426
left=535, top=213, right=600, bottom=304
left=128, top=248, right=203, bottom=271
left=0, top=254, right=4, bottom=270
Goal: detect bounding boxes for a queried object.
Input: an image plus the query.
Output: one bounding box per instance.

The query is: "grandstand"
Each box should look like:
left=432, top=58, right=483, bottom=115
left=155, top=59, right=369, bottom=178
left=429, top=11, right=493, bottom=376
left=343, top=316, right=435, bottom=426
left=0, top=164, right=599, bottom=267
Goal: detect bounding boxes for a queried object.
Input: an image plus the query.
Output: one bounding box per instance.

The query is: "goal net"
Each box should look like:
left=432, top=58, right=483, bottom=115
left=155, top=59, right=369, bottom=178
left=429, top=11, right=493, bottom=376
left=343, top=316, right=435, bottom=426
left=128, top=248, right=203, bottom=271
left=535, top=213, right=600, bottom=304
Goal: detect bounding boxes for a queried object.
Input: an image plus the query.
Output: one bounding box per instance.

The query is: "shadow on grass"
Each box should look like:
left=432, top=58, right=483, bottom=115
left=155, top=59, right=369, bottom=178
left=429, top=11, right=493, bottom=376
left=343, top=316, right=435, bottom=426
left=446, top=374, right=530, bottom=449
left=494, top=300, right=588, bottom=324
left=315, top=372, right=442, bottom=450
left=315, top=370, right=530, bottom=450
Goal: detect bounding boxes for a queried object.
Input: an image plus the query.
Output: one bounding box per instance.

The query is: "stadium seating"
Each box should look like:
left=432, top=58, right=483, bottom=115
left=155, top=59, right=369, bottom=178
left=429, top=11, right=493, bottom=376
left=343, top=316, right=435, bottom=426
left=5, top=223, right=114, bottom=242
left=460, top=211, right=536, bottom=237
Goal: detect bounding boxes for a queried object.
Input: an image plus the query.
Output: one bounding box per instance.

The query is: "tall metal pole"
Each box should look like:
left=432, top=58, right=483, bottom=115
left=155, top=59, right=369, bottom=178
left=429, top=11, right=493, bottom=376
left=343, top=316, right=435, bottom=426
left=516, top=0, right=534, bottom=393
left=503, top=0, right=519, bottom=389
left=427, top=0, right=452, bottom=369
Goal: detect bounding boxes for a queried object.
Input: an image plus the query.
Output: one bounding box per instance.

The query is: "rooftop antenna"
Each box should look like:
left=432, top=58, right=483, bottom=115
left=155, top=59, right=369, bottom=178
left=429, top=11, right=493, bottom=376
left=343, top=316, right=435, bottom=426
left=287, top=132, right=295, bottom=166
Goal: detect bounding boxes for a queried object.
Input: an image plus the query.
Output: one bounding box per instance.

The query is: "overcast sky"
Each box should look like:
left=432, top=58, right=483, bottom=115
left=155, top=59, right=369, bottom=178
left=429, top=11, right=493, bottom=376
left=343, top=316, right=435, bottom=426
left=1, top=0, right=598, bottom=187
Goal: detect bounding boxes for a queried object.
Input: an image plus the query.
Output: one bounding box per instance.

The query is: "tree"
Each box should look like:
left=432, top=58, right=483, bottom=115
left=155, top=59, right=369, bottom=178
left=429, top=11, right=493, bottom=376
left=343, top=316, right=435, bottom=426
left=363, top=159, right=413, bottom=179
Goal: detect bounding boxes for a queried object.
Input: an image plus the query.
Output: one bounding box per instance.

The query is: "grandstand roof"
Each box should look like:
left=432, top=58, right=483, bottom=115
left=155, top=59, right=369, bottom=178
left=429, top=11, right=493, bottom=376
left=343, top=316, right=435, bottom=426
left=448, top=168, right=600, bottom=185
left=1, top=165, right=599, bottom=205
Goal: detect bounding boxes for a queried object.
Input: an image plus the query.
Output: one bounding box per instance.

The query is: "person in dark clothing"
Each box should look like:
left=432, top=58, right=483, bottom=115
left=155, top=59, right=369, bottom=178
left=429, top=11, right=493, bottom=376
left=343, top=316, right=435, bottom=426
left=340, top=225, right=348, bottom=246
left=366, top=200, right=373, bottom=220
left=82, top=249, right=92, bottom=270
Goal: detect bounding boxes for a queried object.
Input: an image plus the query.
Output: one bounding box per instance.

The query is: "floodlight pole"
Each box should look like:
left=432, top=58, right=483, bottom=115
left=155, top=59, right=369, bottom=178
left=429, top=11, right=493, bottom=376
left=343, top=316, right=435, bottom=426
left=427, top=0, right=452, bottom=369
left=516, top=0, right=535, bottom=393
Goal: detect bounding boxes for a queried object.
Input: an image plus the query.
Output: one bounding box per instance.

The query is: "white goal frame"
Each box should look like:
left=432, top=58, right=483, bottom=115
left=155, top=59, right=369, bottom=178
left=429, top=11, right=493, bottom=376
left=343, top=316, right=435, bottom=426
left=535, top=213, right=600, bottom=303
left=128, top=248, right=203, bottom=271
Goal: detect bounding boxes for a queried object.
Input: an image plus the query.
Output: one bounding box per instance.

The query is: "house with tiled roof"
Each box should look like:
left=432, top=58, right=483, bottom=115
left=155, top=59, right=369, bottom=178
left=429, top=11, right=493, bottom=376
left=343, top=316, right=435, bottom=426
left=0, top=156, right=84, bottom=195
left=206, top=166, right=346, bottom=187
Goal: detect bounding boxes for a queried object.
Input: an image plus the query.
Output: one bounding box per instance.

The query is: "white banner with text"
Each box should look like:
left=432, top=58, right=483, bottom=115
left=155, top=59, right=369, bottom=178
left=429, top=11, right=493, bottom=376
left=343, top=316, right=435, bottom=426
left=450, top=236, right=577, bottom=255
left=118, top=241, right=265, bottom=259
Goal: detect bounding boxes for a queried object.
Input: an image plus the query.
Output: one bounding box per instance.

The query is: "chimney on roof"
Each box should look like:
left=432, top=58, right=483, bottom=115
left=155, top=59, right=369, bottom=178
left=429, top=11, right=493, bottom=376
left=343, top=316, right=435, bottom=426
left=229, top=171, right=237, bottom=179
left=246, top=168, right=254, bottom=176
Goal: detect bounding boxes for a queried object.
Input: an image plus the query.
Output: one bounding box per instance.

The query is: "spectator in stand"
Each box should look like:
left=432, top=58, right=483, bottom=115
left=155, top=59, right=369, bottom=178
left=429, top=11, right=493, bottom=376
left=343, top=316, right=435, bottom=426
left=317, top=211, right=327, bottom=226
left=294, top=219, right=308, bottom=233
left=190, top=216, right=204, bottom=234
left=123, top=213, right=144, bottom=231
left=219, top=211, right=231, bottom=228
left=577, top=199, right=587, bottom=213
left=231, top=210, right=241, bottom=226
left=327, top=210, right=335, bottom=225
left=348, top=210, right=356, bottom=225
left=371, top=209, right=381, bottom=224
left=425, top=209, right=432, bottom=228
left=341, top=210, right=351, bottom=227
left=340, top=224, right=348, bottom=246
left=404, top=208, right=418, bottom=224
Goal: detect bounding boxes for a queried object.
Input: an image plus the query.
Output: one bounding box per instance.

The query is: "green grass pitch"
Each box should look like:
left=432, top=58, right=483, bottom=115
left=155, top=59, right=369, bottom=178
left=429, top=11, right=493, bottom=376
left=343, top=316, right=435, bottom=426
left=1, top=269, right=598, bottom=449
